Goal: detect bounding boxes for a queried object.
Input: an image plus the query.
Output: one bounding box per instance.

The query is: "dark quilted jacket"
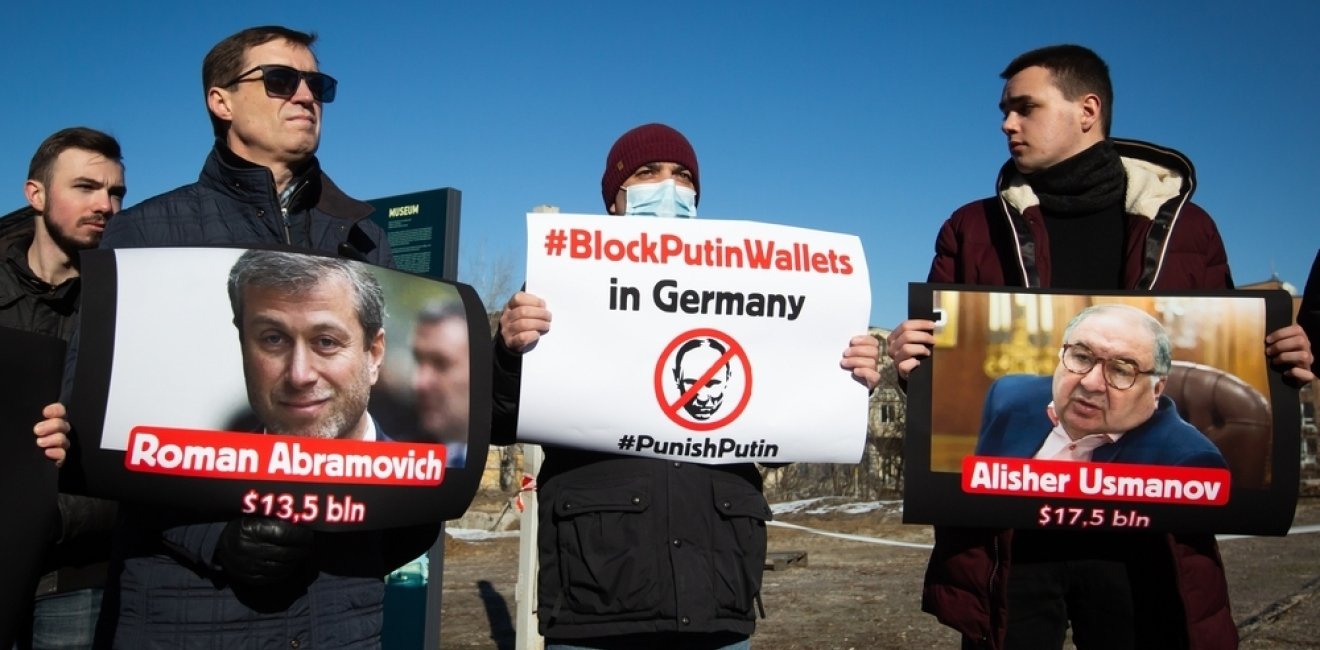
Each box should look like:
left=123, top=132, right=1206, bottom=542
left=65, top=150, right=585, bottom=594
left=920, top=139, right=1238, bottom=650
left=97, top=144, right=436, bottom=649
left=99, top=144, right=392, bottom=265
left=490, top=338, right=771, bottom=640
left=0, top=208, right=81, bottom=341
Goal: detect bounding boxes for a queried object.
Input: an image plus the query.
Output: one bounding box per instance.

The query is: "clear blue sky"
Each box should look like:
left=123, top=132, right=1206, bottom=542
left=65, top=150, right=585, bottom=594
left=3, top=2, right=1316, bottom=327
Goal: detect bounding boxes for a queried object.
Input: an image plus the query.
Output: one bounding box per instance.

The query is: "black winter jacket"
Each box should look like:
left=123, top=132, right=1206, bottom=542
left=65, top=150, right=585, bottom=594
left=99, top=144, right=392, bottom=264
left=491, top=337, right=771, bottom=640
left=97, top=144, right=435, bottom=649
left=0, top=208, right=118, bottom=599
left=0, top=208, right=80, bottom=341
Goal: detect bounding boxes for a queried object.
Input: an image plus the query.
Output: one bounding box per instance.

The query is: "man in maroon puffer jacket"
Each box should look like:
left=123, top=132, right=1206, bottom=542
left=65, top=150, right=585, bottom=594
left=887, top=44, right=1314, bottom=650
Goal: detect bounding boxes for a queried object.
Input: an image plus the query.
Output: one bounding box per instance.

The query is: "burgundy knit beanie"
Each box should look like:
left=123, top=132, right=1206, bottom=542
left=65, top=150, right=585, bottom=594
left=601, top=123, right=700, bottom=211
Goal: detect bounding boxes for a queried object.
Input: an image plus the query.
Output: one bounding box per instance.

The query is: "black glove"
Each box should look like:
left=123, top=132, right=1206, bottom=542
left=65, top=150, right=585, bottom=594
left=215, top=516, right=314, bottom=587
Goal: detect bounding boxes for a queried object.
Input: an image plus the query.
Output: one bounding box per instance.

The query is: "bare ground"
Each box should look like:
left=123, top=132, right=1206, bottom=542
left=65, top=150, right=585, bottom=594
left=434, top=497, right=1320, bottom=649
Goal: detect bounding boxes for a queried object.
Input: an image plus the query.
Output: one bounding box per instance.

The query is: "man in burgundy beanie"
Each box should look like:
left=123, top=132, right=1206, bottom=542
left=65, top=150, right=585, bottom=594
left=600, top=123, right=701, bottom=216
left=490, top=123, right=881, bottom=649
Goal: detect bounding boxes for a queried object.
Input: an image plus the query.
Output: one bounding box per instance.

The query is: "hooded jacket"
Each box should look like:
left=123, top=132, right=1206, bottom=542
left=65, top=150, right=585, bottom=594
left=928, top=139, right=1232, bottom=291
left=0, top=208, right=118, bottom=612
left=0, top=208, right=80, bottom=341
left=920, top=139, right=1237, bottom=650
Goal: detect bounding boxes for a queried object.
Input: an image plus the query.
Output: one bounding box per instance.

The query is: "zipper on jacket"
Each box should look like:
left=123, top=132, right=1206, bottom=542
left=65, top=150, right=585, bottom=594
left=987, top=534, right=1001, bottom=645
left=278, top=177, right=310, bottom=247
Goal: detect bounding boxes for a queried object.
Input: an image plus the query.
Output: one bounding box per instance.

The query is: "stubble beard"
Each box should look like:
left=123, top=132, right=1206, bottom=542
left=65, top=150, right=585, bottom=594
left=44, top=213, right=103, bottom=258
left=264, top=368, right=372, bottom=440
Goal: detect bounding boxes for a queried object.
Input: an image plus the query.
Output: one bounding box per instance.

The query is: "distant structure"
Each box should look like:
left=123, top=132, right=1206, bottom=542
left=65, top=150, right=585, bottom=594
left=1240, top=274, right=1298, bottom=296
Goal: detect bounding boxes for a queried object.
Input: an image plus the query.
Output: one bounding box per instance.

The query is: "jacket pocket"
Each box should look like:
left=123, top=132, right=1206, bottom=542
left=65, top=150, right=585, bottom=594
left=710, top=477, right=771, bottom=616
left=552, top=477, right=660, bottom=616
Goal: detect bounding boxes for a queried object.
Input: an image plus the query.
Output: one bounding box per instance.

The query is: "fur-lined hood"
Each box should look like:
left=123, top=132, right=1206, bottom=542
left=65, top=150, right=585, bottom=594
left=998, top=138, right=1196, bottom=221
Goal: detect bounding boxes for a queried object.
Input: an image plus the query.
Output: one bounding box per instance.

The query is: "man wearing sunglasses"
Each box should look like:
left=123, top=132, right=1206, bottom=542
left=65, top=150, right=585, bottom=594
left=88, top=26, right=434, bottom=648
left=975, top=304, right=1227, bottom=469
left=99, top=25, right=384, bottom=259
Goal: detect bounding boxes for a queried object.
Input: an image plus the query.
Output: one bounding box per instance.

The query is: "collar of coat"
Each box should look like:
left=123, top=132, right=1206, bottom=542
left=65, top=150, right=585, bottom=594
left=998, top=138, right=1197, bottom=221
left=202, top=142, right=373, bottom=222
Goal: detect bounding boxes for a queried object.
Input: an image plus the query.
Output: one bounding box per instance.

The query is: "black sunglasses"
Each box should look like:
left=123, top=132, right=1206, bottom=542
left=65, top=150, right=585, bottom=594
left=223, top=64, right=337, bottom=103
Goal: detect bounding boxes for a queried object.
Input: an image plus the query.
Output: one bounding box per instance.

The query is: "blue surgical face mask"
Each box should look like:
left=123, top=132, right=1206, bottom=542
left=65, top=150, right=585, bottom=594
left=623, top=179, right=697, bottom=218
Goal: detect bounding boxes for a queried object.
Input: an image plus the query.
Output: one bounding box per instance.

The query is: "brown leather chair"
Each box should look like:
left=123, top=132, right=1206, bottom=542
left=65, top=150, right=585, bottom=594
left=1163, top=361, right=1272, bottom=489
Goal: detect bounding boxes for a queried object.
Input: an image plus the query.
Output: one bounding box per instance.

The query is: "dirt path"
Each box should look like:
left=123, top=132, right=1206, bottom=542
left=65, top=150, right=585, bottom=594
left=435, top=498, right=1320, bottom=649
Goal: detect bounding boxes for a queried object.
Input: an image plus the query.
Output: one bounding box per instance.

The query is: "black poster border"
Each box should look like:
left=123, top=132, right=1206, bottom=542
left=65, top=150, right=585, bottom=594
left=902, top=283, right=1300, bottom=536
left=68, top=246, right=490, bottom=531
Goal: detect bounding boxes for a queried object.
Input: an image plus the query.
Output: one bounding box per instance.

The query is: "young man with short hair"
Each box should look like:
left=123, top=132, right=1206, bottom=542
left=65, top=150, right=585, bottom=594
left=1, top=126, right=123, bottom=650
left=890, top=44, right=1312, bottom=650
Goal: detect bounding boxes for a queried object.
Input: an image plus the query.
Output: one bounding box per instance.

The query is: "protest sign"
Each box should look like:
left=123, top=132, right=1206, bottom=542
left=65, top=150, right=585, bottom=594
left=0, top=328, right=64, bottom=645
left=902, top=285, right=1299, bottom=535
left=68, top=247, right=490, bottom=530
left=516, top=213, right=872, bottom=464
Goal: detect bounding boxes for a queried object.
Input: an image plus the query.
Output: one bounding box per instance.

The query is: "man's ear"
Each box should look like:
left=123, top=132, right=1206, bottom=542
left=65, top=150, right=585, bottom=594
left=1079, top=93, right=1103, bottom=134
left=24, top=179, right=46, bottom=213
left=207, top=87, right=235, bottom=125
left=367, top=329, right=386, bottom=385
left=608, top=187, right=626, bottom=215
left=1152, top=376, right=1167, bottom=401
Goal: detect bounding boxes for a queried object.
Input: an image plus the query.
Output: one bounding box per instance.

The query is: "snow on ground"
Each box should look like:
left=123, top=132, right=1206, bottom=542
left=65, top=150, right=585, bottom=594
left=446, top=528, right=521, bottom=541
left=445, top=497, right=904, bottom=544
left=770, top=496, right=903, bottom=517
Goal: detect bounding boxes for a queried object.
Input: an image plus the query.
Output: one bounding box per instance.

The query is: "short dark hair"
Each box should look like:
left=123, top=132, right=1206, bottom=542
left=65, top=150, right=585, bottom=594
left=227, top=249, right=384, bottom=347
left=27, top=127, right=123, bottom=188
left=416, top=301, right=466, bottom=327
left=1001, top=44, right=1113, bottom=137
left=203, top=26, right=318, bottom=139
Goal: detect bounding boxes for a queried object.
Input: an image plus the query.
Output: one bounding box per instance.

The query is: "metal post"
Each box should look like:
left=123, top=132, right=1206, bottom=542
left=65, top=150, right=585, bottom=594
left=423, top=524, right=445, bottom=649
left=514, top=444, right=544, bottom=650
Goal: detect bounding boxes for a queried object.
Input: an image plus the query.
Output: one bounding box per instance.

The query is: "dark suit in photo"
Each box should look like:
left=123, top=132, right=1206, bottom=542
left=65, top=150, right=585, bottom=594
left=975, top=374, right=1228, bottom=468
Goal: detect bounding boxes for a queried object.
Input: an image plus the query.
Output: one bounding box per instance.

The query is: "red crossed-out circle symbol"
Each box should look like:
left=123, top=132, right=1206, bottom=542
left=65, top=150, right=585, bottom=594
left=653, top=328, right=752, bottom=432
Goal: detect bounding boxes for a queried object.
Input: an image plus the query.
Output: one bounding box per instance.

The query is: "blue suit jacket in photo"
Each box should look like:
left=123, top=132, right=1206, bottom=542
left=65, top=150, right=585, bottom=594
left=974, top=375, right=1228, bottom=469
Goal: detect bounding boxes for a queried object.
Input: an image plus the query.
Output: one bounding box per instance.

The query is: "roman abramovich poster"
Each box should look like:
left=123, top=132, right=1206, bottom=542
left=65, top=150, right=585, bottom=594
left=68, top=247, right=490, bottom=530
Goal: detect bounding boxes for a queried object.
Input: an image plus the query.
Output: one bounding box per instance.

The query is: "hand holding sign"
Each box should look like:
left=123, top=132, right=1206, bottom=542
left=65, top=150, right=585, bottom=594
left=33, top=402, right=71, bottom=468
left=499, top=291, right=552, bottom=353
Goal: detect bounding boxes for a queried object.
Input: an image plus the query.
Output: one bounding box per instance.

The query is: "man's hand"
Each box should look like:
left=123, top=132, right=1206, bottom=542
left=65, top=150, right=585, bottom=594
left=886, top=319, right=937, bottom=381
left=216, top=517, right=314, bottom=587
left=1266, top=324, right=1315, bottom=384
left=33, top=402, right=71, bottom=468
left=499, top=291, right=552, bottom=353
left=841, top=334, right=881, bottom=390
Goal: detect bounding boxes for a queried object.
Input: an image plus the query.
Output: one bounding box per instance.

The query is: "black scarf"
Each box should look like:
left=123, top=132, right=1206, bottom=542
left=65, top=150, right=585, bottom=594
left=1025, top=140, right=1125, bottom=214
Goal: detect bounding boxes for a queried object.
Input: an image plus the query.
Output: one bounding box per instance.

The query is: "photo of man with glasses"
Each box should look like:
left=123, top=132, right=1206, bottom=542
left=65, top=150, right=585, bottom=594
left=975, top=303, right=1228, bottom=468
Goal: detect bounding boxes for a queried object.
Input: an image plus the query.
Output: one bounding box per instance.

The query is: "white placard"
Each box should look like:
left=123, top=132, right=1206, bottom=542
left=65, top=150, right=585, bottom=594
left=517, top=213, right=872, bottom=464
